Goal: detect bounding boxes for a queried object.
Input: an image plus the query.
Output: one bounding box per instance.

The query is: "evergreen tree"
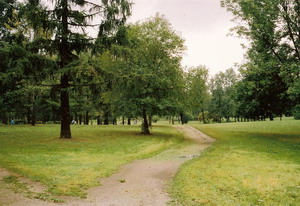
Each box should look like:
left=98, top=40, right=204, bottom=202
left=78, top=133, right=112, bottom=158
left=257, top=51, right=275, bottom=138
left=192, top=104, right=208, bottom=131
left=24, top=0, right=131, bottom=138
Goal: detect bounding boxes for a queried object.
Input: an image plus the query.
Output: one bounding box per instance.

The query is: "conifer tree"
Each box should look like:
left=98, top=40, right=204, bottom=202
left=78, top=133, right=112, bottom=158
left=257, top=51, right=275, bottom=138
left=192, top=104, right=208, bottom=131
left=24, top=0, right=131, bottom=138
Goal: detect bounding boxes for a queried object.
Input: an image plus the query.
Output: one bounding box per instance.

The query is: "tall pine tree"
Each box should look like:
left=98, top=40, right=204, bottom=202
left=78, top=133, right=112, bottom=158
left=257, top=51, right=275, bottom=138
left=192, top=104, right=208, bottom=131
left=25, top=0, right=131, bottom=138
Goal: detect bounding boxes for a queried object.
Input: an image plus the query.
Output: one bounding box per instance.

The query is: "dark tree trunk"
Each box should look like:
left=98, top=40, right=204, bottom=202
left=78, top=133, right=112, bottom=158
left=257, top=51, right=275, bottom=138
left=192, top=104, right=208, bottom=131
left=122, top=116, right=125, bottom=125
left=79, top=114, right=82, bottom=125
left=31, top=106, right=36, bottom=126
left=60, top=0, right=71, bottom=138
left=85, top=111, right=89, bottom=125
left=127, top=118, right=131, bottom=125
left=142, top=109, right=150, bottom=135
left=180, top=113, right=184, bottom=125
left=104, top=111, right=109, bottom=125
left=269, top=113, right=274, bottom=121
left=27, top=107, right=31, bottom=124
left=31, top=95, right=36, bottom=126
left=97, top=116, right=101, bottom=125
left=60, top=74, right=71, bottom=138
left=113, top=118, right=117, bottom=125
left=74, top=112, right=78, bottom=122
left=171, top=117, right=174, bottom=125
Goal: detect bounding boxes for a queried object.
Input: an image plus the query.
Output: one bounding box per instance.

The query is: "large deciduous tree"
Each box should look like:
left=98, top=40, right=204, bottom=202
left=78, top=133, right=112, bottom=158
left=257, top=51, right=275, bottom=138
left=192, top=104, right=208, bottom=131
left=106, top=15, right=186, bottom=134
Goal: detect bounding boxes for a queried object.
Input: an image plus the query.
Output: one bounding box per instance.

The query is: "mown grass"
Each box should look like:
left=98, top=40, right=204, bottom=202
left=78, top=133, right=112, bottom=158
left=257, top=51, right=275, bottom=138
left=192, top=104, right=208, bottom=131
left=170, top=119, right=300, bottom=206
left=0, top=124, right=184, bottom=198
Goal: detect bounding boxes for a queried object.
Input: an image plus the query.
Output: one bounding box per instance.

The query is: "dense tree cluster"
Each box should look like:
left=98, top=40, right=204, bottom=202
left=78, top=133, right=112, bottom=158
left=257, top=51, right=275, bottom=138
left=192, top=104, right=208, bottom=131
left=0, top=0, right=187, bottom=136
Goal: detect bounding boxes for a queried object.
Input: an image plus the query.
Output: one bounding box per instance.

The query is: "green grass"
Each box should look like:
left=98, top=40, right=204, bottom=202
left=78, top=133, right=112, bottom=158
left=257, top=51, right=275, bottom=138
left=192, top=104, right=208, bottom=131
left=170, top=119, right=300, bottom=206
left=0, top=124, right=184, bottom=198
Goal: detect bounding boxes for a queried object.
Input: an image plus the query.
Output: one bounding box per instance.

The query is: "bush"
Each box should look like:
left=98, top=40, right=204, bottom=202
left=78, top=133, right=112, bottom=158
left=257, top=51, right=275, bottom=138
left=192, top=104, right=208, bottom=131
left=198, top=111, right=209, bottom=123
left=152, top=116, right=160, bottom=123
left=292, top=104, right=300, bottom=120
left=181, top=113, right=193, bottom=124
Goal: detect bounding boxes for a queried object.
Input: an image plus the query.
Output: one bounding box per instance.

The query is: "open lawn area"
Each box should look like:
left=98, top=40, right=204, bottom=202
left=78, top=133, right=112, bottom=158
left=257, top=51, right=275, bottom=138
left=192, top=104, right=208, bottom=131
left=0, top=124, right=184, bottom=198
left=170, top=119, right=300, bottom=205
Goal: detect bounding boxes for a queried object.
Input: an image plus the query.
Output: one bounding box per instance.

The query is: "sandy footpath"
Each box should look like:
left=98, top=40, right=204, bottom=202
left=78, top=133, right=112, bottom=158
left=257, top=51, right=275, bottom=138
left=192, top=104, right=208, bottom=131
left=0, top=125, right=214, bottom=206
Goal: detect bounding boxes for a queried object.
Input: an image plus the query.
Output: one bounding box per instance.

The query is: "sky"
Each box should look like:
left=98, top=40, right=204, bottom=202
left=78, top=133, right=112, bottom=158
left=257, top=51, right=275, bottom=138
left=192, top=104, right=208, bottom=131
left=128, top=0, right=246, bottom=75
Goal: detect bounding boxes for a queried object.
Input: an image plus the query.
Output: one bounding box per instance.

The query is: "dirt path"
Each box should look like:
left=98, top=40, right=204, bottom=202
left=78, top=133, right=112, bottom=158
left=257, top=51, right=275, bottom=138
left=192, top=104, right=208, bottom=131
left=0, top=125, right=214, bottom=206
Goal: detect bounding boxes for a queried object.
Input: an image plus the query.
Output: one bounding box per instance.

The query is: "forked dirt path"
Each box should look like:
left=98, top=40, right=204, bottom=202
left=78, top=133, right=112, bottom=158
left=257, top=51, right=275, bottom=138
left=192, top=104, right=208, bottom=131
left=0, top=125, right=214, bottom=206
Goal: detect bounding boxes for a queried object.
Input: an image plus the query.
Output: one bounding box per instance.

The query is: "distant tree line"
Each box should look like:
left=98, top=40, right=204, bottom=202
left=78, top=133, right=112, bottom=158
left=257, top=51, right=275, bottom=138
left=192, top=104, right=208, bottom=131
left=185, top=0, right=300, bottom=123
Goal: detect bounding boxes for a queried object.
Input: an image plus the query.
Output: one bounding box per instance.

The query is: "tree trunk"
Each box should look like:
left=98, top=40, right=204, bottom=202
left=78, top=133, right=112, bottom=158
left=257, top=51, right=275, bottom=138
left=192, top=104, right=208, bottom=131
left=104, top=111, right=109, bottom=125
left=85, top=111, right=89, bottom=125
left=122, top=116, right=125, bottom=125
left=74, top=112, right=78, bottom=122
left=97, top=115, right=101, bottom=125
left=27, top=107, right=31, bottom=124
left=171, top=117, right=174, bottom=125
left=142, top=109, right=150, bottom=135
left=79, top=114, right=82, bottom=125
left=127, top=118, right=131, bottom=125
left=269, top=113, right=274, bottom=121
left=180, top=113, right=184, bottom=125
left=201, top=108, right=206, bottom=124
left=31, top=94, right=36, bottom=126
left=60, top=0, right=71, bottom=138
left=60, top=74, right=71, bottom=138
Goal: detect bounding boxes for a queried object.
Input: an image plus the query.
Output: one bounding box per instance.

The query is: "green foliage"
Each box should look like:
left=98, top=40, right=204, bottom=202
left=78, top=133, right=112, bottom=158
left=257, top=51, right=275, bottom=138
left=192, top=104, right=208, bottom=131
left=171, top=119, right=300, bottom=205
left=208, top=68, right=238, bottom=122
left=186, top=65, right=210, bottom=123
left=105, top=14, right=186, bottom=133
left=292, top=104, right=300, bottom=120
left=181, top=112, right=193, bottom=124
left=222, top=0, right=300, bottom=117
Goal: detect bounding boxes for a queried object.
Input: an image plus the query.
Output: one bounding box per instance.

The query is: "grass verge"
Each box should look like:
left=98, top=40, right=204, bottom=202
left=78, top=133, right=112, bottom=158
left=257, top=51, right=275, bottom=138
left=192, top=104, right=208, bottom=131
left=0, top=124, right=183, bottom=198
left=170, top=119, right=300, bottom=206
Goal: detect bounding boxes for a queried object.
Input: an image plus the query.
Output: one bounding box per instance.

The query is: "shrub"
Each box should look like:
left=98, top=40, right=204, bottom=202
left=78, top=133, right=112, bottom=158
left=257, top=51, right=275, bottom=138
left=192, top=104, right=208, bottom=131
left=292, top=104, right=300, bottom=120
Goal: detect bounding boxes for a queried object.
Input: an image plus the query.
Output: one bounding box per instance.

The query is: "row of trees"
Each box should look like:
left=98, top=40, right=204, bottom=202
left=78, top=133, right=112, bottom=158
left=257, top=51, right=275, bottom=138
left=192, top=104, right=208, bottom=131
left=0, top=0, right=188, bottom=136
left=186, top=0, right=300, bottom=123
left=1, top=0, right=299, bottom=138
left=181, top=0, right=300, bottom=123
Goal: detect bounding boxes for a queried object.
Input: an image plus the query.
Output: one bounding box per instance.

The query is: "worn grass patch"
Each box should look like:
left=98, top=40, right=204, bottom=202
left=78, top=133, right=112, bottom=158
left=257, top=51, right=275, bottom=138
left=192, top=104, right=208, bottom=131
left=0, top=124, right=184, bottom=198
left=170, top=119, right=300, bottom=206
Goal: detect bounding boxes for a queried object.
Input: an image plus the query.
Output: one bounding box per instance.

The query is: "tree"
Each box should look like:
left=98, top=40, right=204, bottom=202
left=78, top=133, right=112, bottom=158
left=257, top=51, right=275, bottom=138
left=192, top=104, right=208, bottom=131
left=106, top=14, right=186, bottom=134
left=23, top=0, right=131, bottom=138
left=221, top=0, right=300, bottom=116
left=186, top=66, right=210, bottom=124
left=209, top=68, right=238, bottom=122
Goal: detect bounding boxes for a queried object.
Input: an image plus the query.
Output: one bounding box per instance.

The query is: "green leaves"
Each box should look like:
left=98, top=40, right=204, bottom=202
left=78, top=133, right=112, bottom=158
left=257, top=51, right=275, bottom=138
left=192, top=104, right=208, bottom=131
left=105, top=15, right=186, bottom=120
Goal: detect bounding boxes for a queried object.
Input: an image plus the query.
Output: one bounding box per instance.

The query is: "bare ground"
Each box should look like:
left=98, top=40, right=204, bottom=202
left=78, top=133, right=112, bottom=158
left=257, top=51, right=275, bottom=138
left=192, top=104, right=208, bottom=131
left=0, top=125, right=214, bottom=206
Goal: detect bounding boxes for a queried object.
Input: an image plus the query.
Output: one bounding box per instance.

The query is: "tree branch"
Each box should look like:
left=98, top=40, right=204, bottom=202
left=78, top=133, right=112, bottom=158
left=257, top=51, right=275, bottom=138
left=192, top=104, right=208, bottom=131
left=280, top=2, right=300, bottom=61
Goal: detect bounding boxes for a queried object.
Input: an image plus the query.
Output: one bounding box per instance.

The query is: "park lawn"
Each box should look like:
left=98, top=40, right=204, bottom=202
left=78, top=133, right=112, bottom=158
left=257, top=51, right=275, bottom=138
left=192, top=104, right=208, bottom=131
left=170, top=119, right=300, bottom=206
left=0, top=124, right=184, bottom=197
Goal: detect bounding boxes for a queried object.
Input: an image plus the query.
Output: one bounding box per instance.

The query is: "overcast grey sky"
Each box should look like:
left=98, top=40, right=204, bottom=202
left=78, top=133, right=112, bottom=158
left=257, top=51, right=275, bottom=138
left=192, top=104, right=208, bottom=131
left=128, top=0, right=246, bottom=75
